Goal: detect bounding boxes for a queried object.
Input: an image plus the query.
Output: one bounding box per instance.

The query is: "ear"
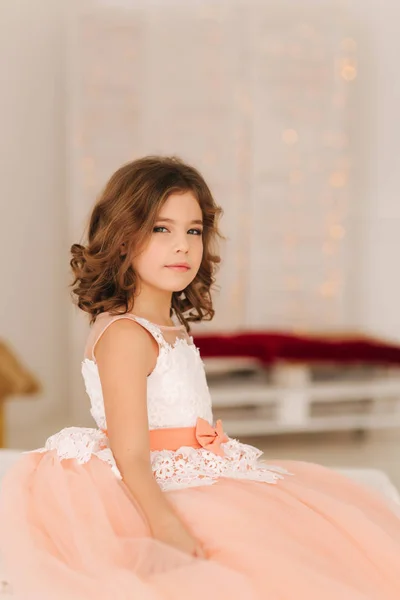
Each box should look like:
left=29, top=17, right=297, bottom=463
left=120, top=242, right=127, bottom=257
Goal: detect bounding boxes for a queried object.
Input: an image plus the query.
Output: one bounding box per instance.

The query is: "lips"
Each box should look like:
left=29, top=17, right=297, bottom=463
left=165, top=263, right=190, bottom=271
left=166, top=263, right=190, bottom=268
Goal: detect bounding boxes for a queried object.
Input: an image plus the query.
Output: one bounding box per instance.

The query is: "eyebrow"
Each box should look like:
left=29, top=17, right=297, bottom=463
left=155, top=218, right=203, bottom=225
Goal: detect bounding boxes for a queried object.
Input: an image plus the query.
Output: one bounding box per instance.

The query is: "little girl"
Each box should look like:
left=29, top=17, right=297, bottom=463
left=1, top=156, right=400, bottom=600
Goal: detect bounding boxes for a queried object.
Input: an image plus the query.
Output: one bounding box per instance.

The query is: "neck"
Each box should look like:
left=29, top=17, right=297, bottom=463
left=131, top=284, right=174, bottom=326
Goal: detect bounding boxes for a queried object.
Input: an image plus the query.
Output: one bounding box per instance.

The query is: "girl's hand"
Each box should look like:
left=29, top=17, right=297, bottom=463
left=152, top=515, right=207, bottom=559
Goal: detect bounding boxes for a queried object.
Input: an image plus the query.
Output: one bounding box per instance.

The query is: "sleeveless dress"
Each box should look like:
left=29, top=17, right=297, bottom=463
left=1, top=312, right=400, bottom=600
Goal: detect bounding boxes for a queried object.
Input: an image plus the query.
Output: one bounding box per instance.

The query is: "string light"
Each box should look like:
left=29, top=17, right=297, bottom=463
left=282, top=129, right=299, bottom=145
left=329, top=224, right=346, bottom=240
left=329, top=171, right=348, bottom=188
left=319, top=279, right=342, bottom=298
left=340, top=59, right=357, bottom=81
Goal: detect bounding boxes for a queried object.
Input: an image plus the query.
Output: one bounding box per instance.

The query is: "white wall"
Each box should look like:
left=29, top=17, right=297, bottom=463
left=1, top=0, right=400, bottom=446
left=0, top=0, right=70, bottom=448
left=66, top=0, right=400, bottom=427
left=347, top=0, right=400, bottom=341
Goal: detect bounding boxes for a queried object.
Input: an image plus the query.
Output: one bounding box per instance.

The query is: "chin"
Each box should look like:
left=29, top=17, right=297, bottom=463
left=168, top=281, right=192, bottom=293
left=148, top=279, right=187, bottom=293
left=151, top=267, right=196, bottom=288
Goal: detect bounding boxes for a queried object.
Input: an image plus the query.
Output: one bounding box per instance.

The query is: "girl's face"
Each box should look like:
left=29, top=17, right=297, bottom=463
left=132, top=191, right=204, bottom=293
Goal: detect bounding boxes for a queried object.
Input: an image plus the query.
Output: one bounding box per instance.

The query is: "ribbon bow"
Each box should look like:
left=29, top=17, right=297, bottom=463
left=195, top=418, right=228, bottom=457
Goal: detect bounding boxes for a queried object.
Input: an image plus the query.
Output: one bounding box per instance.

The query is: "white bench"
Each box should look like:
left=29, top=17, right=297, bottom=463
left=205, top=359, right=400, bottom=436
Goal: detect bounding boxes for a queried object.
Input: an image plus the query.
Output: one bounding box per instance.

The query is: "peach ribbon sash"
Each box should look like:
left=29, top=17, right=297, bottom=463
left=145, top=417, right=229, bottom=457
left=102, top=418, right=228, bottom=457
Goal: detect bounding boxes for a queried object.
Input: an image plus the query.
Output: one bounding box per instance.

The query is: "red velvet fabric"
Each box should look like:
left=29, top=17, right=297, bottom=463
left=193, top=331, right=400, bottom=365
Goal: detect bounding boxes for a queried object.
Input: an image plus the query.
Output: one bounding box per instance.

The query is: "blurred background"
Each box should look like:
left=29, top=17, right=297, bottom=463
left=1, top=0, right=400, bottom=486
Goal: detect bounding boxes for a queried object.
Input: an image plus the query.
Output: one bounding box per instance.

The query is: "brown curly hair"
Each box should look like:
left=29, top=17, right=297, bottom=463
left=70, top=155, right=223, bottom=330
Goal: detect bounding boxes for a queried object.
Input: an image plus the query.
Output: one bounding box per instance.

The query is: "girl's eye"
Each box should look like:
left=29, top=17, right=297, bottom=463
left=153, top=226, right=203, bottom=235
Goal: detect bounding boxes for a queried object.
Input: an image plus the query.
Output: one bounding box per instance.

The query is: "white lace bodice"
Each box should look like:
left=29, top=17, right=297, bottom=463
left=82, top=316, right=213, bottom=431
left=30, top=314, right=290, bottom=490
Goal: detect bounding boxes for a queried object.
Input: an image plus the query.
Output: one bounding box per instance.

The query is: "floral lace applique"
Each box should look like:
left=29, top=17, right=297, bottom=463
left=28, top=427, right=291, bottom=491
left=151, top=437, right=291, bottom=491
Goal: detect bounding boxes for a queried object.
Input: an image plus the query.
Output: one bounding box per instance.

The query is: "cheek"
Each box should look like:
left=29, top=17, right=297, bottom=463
left=132, top=242, right=160, bottom=274
left=195, top=239, right=204, bottom=262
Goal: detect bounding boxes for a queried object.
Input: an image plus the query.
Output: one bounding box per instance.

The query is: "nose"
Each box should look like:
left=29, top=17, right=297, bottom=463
left=174, top=231, right=189, bottom=254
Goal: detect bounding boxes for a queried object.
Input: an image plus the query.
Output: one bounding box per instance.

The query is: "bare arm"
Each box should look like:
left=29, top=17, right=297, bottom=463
left=95, top=320, right=205, bottom=557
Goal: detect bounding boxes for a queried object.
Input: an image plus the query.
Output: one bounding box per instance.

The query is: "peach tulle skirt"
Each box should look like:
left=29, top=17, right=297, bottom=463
left=1, top=449, right=400, bottom=600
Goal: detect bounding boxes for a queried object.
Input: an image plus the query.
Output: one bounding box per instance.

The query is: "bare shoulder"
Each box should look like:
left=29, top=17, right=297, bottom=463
left=94, top=317, right=157, bottom=374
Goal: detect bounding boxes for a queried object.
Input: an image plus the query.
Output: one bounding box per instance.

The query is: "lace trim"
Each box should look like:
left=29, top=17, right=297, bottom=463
left=26, top=428, right=123, bottom=479
left=27, top=427, right=292, bottom=490
left=151, top=438, right=291, bottom=491
left=131, top=316, right=169, bottom=349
